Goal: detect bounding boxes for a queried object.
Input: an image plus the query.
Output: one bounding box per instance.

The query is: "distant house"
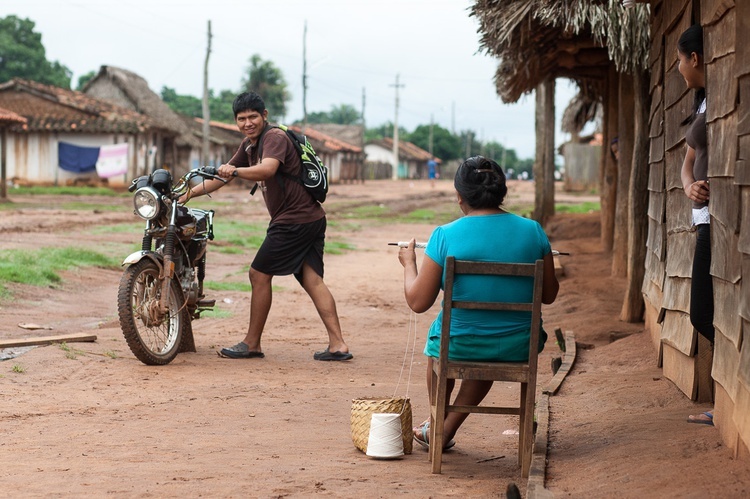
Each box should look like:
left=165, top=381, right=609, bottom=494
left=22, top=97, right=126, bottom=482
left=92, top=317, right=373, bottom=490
left=0, top=106, right=27, bottom=197
left=83, top=65, right=200, bottom=177
left=301, top=124, right=365, bottom=182
left=288, top=125, right=362, bottom=184
left=365, top=138, right=441, bottom=179
left=184, top=117, right=244, bottom=169
left=0, top=78, right=153, bottom=186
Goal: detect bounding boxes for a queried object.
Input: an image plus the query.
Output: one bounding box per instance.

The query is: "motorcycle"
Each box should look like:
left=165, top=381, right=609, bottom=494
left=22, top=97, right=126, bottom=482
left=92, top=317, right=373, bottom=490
left=118, top=166, right=226, bottom=365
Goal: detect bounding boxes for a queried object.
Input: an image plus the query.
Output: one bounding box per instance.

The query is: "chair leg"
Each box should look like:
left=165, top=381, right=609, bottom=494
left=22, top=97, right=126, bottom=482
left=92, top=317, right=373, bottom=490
left=430, top=368, right=448, bottom=473
left=518, top=383, right=527, bottom=468
left=520, top=382, right=535, bottom=478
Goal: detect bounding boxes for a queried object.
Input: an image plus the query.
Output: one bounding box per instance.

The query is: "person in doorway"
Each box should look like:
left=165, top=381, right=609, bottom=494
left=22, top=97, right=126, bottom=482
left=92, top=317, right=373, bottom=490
left=677, top=25, right=715, bottom=425
left=180, top=91, right=352, bottom=361
left=610, top=137, right=620, bottom=162
left=397, top=156, right=559, bottom=449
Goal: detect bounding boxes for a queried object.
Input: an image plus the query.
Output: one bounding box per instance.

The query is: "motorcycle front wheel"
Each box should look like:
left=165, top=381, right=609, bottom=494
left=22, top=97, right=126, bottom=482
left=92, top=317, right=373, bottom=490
left=117, top=259, right=188, bottom=365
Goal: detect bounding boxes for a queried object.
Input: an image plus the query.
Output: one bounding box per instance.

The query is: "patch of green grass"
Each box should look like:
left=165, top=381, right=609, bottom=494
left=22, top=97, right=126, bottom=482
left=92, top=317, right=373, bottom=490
left=11, top=364, right=25, bottom=373
left=213, top=220, right=267, bottom=251
left=215, top=246, right=246, bottom=255
left=10, top=186, right=121, bottom=196
left=104, top=350, right=118, bottom=359
left=0, top=247, right=120, bottom=296
left=89, top=223, right=145, bottom=234
left=200, top=307, right=232, bottom=319
left=59, top=202, right=124, bottom=211
left=555, top=201, right=601, bottom=214
left=204, top=281, right=252, bottom=292
left=326, top=240, right=356, bottom=255
left=345, top=204, right=390, bottom=218
left=59, top=342, right=84, bottom=360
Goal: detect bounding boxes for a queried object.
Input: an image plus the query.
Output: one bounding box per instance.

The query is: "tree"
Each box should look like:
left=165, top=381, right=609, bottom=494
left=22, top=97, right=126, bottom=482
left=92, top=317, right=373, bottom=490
left=210, top=90, right=236, bottom=123
left=161, top=86, right=203, bottom=117
left=328, top=104, right=361, bottom=125
left=365, top=122, right=409, bottom=142
left=302, top=104, right=361, bottom=125
left=241, top=54, right=290, bottom=120
left=0, top=16, right=72, bottom=88
left=160, top=87, right=235, bottom=124
left=409, top=124, right=462, bottom=160
left=76, top=70, right=97, bottom=91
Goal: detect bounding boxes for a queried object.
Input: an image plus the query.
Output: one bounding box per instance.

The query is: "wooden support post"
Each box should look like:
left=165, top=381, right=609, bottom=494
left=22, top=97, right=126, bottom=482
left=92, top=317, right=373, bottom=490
left=621, top=68, right=651, bottom=322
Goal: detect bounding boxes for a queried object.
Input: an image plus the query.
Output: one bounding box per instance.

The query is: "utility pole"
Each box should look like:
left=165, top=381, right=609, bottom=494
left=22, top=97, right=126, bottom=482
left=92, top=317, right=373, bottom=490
left=302, top=20, right=308, bottom=132
left=390, top=74, right=404, bottom=180
left=201, top=20, right=212, bottom=166
left=361, top=87, right=366, bottom=184
left=451, top=101, right=455, bottom=134
left=428, top=113, right=434, bottom=155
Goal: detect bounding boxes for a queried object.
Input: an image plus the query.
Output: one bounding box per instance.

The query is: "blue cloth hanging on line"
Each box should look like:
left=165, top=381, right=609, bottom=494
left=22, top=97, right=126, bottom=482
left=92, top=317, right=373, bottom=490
left=58, top=142, right=100, bottom=173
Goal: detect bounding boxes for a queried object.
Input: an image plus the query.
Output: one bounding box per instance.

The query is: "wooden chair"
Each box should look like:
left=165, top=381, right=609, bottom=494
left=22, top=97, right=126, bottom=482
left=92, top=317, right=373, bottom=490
left=429, top=257, right=545, bottom=477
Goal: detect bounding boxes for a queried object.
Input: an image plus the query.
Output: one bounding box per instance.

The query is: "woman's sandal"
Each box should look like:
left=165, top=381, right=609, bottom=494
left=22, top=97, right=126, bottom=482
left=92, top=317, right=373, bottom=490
left=687, top=411, right=714, bottom=426
left=413, top=420, right=456, bottom=451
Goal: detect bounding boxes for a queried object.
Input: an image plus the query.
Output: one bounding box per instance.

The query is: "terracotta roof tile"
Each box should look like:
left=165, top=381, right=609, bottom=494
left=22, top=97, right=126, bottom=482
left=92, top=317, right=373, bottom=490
left=0, top=79, right=152, bottom=134
left=0, top=106, right=26, bottom=124
left=288, top=125, right=362, bottom=153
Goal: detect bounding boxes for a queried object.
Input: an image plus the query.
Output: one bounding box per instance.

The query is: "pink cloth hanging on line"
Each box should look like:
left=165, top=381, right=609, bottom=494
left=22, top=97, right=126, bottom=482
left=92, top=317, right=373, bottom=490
left=96, top=143, right=129, bottom=178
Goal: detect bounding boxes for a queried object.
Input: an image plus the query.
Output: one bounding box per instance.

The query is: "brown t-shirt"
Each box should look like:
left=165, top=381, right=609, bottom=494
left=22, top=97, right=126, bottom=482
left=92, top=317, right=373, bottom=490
left=229, top=126, right=325, bottom=224
left=685, top=111, right=708, bottom=209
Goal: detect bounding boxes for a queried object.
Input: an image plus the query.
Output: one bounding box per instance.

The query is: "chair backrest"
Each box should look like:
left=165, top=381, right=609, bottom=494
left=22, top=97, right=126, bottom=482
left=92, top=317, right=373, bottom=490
left=439, top=257, right=545, bottom=371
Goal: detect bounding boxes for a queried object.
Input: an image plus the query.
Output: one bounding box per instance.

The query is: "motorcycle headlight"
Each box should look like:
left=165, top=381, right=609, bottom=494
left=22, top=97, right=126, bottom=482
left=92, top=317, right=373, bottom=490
left=133, top=186, right=161, bottom=220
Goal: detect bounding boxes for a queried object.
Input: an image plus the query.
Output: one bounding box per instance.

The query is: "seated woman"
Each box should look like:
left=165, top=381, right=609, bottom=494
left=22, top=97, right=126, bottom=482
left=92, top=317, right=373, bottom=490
left=398, top=155, right=560, bottom=449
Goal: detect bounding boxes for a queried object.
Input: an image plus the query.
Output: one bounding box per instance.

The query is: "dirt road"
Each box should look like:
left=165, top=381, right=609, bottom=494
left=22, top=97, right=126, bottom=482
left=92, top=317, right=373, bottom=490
left=1, top=180, right=748, bottom=497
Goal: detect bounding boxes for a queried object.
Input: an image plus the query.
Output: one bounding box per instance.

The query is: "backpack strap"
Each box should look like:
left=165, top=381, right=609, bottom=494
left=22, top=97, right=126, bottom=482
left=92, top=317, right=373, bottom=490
left=249, top=123, right=273, bottom=196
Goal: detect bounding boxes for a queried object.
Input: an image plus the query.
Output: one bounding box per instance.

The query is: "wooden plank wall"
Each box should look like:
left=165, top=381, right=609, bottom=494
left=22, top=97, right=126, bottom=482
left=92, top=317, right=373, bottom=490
left=644, top=0, right=750, bottom=457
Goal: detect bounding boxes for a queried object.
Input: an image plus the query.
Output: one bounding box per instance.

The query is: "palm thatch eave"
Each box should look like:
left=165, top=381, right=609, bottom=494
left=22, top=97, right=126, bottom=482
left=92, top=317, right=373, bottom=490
left=472, top=0, right=650, bottom=104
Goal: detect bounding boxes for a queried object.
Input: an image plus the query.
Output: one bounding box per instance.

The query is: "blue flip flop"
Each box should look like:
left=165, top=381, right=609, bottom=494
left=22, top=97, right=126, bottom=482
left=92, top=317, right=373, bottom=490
left=413, top=421, right=456, bottom=451
left=687, top=411, right=714, bottom=425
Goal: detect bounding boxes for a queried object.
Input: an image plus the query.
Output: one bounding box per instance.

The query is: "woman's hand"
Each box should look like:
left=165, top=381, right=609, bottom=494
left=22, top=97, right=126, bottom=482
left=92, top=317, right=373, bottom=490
left=684, top=180, right=710, bottom=203
left=398, top=238, right=417, bottom=268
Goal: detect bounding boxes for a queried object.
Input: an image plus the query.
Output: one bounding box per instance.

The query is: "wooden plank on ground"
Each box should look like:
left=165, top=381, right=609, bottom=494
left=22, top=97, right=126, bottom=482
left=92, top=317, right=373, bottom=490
left=0, top=333, right=97, bottom=349
left=527, top=393, right=553, bottom=499
left=544, top=331, right=577, bottom=396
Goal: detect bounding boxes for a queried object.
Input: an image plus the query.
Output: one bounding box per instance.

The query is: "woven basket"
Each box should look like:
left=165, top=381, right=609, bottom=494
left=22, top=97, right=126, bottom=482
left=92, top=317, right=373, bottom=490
left=351, top=397, right=413, bottom=455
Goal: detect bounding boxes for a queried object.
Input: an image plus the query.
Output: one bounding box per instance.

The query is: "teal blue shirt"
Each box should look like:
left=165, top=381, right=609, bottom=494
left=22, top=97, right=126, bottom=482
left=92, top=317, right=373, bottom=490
left=424, top=213, right=551, bottom=359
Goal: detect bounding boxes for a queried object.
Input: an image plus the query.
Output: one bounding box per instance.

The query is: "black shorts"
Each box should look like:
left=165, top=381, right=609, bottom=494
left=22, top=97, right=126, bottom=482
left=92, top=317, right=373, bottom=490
left=251, top=217, right=326, bottom=284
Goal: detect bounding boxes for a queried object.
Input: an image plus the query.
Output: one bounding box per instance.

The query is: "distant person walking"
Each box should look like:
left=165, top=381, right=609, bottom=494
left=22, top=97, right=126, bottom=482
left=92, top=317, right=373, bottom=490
left=427, top=157, right=438, bottom=188
left=180, top=91, right=352, bottom=362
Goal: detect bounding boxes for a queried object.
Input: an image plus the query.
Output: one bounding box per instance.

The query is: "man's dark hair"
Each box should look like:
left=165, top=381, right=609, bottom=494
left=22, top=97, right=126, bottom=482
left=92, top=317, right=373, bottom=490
left=454, top=155, right=508, bottom=209
left=232, top=92, right=266, bottom=118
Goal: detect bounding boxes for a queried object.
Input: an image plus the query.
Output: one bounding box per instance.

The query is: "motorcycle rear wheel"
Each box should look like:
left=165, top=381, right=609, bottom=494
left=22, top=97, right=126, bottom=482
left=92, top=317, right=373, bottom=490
left=117, top=259, right=188, bottom=365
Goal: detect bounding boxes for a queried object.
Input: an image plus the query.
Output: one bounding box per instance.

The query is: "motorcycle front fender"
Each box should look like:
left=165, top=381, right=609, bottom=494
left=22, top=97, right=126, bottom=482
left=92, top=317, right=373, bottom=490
left=122, top=251, right=163, bottom=273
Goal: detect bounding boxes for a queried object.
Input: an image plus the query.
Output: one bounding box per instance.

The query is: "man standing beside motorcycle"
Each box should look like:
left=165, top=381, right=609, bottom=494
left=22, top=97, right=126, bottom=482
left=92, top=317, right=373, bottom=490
left=179, top=91, right=352, bottom=362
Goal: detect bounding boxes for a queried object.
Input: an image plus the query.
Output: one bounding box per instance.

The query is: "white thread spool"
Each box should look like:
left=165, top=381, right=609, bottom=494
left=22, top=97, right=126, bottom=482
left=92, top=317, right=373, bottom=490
left=366, top=413, right=404, bottom=459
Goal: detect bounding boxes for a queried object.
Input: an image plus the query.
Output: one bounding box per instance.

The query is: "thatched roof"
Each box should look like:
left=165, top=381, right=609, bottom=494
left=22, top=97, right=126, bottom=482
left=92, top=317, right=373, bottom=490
left=471, top=0, right=650, bottom=103
left=188, top=117, right=244, bottom=146
left=561, top=88, right=601, bottom=134
left=83, top=66, right=199, bottom=147
left=302, top=124, right=364, bottom=148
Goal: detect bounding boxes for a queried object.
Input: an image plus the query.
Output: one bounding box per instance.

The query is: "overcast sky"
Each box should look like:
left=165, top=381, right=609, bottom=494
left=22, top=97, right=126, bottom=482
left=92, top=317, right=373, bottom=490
left=5, top=0, right=578, bottom=159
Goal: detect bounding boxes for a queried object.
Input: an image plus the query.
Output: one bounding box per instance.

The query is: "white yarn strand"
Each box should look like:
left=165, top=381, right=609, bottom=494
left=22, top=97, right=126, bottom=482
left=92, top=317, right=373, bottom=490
left=392, top=309, right=419, bottom=403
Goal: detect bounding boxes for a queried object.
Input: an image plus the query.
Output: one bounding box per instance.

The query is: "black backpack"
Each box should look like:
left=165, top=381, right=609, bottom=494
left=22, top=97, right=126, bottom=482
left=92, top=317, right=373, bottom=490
left=255, top=124, right=328, bottom=203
